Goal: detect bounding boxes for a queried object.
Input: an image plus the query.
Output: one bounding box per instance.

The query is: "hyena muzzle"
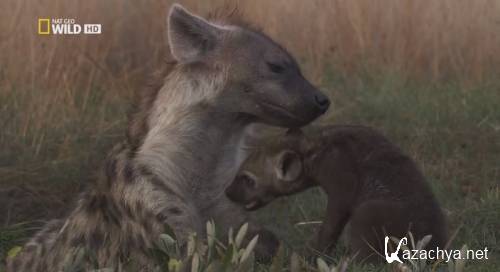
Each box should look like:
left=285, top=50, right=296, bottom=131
left=7, top=4, right=329, bottom=271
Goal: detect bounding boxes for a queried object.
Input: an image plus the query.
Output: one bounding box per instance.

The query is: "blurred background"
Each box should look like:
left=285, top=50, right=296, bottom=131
left=2, top=0, right=500, bottom=92
left=0, top=0, right=499, bottom=269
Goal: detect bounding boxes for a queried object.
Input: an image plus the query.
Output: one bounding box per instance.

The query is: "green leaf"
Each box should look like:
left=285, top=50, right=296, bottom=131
left=416, top=234, right=432, bottom=250
left=191, top=253, right=200, bottom=272
left=455, top=244, right=468, bottom=272
left=235, top=223, right=248, bottom=249
left=228, top=228, right=234, bottom=245
left=7, top=246, right=22, bottom=258
left=270, top=244, right=285, bottom=272
left=206, top=220, right=216, bottom=261
left=238, top=252, right=254, bottom=272
left=408, top=231, right=416, bottom=251
left=206, top=221, right=216, bottom=248
left=222, top=246, right=234, bottom=268
left=290, top=252, right=302, bottom=272
left=240, top=235, right=259, bottom=264
left=157, top=233, right=178, bottom=257
left=187, top=233, right=197, bottom=257
left=168, top=259, right=182, bottom=272
left=317, top=258, right=330, bottom=272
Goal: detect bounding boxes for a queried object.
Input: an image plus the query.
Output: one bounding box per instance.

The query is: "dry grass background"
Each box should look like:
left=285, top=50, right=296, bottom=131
left=2, top=0, right=500, bottom=88
left=1, top=1, right=499, bottom=269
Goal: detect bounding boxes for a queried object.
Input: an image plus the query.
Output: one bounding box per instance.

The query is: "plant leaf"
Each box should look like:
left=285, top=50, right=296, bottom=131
left=168, top=259, right=182, bottom=272
left=187, top=233, right=197, bottom=257
left=290, top=252, right=302, bottom=272
left=157, top=233, right=177, bottom=257
left=222, top=246, right=234, bottom=268
left=238, top=251, right=255, bottom=272
left=228, top=227, right=234, bottom=245
left=270, top=244, right=285, bottom=272
left=317, top=258, right=330, bottom=272
left=235, top=223, right=248, bottom=249
left=240, top=235, right=259, bottom=264
left=7, top=246, right=22, bottom=258
left=206, top=220, right=216, bottom=251
left=191, top=253, right=200, bottom=272
left=455, top=244, right=468, bottom=272
left=416, top=234, right=432, bottom=250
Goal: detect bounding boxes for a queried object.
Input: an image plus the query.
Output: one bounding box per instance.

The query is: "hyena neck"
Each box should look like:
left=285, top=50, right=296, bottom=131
left=135, top=71, right=252, bottom=196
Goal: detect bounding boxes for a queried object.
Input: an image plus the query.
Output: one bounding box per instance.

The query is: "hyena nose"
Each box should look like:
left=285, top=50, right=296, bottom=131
left=314, top=94, right=330, bottom=113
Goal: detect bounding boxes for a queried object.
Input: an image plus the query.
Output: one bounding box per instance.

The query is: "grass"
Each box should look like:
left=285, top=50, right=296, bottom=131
left=1, top=72, right=499, bottom=271
left=1, top=0, right=499, bottom=270
left=1, top=0, right=500, bottom=92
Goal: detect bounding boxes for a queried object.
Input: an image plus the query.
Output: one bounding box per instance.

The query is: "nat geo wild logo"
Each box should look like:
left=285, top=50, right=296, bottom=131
left=384, top=235, right=489, bottom=264
left=38, top=18, right=101, bottom=35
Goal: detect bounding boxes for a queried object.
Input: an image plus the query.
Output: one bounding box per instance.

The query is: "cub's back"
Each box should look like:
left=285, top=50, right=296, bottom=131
left=316, top=125, right=432, bottom=198
left=317, top=125, right=447, bottom=248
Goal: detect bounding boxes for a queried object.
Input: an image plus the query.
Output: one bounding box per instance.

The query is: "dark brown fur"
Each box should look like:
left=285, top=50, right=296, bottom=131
left=226, top=125, right=448, bottom=262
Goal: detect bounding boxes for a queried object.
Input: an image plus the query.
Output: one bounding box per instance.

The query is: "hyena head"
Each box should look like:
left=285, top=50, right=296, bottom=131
left=167, top=4, right=330, bottom=127
left=225, top=129, right=311, bottom=210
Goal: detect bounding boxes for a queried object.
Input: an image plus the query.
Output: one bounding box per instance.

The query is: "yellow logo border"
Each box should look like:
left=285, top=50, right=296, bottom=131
left=38, top=18, right=50, bottom=35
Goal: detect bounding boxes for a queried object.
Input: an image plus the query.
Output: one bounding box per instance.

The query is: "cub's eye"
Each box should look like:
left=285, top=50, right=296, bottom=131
left=266, top=62, right=285, bottom=74
left=241, top=174, right=256, bottom=188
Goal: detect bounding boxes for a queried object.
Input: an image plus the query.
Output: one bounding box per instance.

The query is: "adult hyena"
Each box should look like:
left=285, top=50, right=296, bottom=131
left=7, top=4, right=329, bottom=271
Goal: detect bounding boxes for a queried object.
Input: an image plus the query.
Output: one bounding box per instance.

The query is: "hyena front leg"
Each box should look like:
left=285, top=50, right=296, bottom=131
left=132, top=170, right=205, bottom=250
left=155, top=198, right=205, bottom=248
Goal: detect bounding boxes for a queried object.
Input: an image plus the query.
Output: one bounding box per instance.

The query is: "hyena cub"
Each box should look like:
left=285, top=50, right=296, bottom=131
left=226, top=125, right=447, bottom=261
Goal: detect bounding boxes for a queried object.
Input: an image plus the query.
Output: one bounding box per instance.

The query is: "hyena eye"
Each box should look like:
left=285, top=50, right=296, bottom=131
left=266, top=62, right=285, bottom=74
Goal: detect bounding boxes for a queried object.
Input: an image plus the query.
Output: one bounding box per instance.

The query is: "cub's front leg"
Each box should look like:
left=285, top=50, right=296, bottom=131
left=314, top=199, right=350, bottom=254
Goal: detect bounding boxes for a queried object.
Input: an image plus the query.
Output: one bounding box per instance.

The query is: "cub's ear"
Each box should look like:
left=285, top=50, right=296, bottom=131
left=167, top=4, right=224, bottom=63
left=275, top=150, right=302, bottom=182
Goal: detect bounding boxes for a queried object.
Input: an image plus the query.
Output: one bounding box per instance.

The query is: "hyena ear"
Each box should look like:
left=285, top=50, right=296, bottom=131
left=275, top=150, right=302, bottom=182
left=167, top=4, right=223, bottom=63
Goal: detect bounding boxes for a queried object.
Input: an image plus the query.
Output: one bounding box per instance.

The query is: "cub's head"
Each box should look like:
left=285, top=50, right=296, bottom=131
left=167, top=5, right=330, bottom=127
left=225, top=130, right=311, bottom=210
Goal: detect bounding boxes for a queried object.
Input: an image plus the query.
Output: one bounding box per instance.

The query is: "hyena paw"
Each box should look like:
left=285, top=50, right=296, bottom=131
left=252, top=228, right=280, bottom=263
